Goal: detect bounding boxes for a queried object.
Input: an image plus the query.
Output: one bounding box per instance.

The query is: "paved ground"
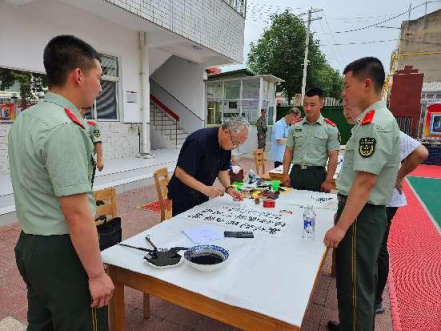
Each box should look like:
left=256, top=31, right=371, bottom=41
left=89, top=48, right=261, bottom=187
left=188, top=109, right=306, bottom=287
left=0, top=157, right=393, bottom=330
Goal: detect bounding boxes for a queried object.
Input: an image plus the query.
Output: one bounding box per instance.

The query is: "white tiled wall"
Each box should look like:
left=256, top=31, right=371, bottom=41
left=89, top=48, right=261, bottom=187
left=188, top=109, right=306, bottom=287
left=0, top=123, right=140, bottom=175
left=96, top=122, right=140, bottom=160
left=0, top=125, right=11, bottom=175
left=105, top=0, right=245, bottom=62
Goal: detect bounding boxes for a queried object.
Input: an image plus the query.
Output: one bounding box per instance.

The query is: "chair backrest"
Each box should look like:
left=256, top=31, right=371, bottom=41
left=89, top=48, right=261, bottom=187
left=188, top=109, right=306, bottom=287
left=253, top=148, right=266, bottom=176
left=94, top=187, right=117, bottom=225
left=154, top=167, right=172, bottom=221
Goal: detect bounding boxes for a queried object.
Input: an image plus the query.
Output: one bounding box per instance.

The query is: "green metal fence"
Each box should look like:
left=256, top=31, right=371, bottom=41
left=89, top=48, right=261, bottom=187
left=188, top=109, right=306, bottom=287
left=276, top=106, right=353, bottom=145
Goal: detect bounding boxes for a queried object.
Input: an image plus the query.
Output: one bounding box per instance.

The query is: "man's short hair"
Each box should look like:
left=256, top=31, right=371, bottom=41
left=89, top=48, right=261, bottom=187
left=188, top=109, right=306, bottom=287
left=305, top=87, right=323, bottom=99
left=343, top=57, right=385, bottom=92
left=43, top=35, right=101, bottom=88
left=221, top=116, right=250, bottom=135
left=288, top=107, right=301, bottom=117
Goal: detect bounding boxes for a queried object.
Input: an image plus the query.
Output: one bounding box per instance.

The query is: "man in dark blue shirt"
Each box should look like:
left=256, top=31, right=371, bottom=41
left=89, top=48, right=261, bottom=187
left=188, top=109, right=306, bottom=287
left=168, top=117, right=249, bottom=216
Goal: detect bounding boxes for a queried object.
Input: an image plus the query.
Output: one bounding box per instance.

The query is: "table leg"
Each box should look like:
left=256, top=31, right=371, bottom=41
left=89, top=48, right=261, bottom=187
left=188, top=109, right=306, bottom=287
left=143, top=293, right=151, bottom=319
left=108, top=267, right=125, bottom=331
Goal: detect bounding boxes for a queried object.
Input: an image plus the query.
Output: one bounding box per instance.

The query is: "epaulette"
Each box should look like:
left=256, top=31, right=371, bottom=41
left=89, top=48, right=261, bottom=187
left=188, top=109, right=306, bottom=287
left=64, top=108, right=85, bottom=129
left=324, top=117, right=336, bottom=127
left=87, top=120, right=97, bottom=126
left=292, top=117, right=303, bottom=124
left=360, top=110, right=375, bottom=126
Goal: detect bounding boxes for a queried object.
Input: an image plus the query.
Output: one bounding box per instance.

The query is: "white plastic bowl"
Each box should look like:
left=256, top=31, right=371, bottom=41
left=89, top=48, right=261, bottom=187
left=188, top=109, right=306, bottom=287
left=184, top=245, right=229, bottom=272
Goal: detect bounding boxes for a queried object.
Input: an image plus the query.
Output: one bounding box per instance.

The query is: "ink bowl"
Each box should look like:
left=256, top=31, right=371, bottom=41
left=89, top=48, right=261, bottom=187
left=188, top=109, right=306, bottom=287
left=184, top=245, right=229, bottom=272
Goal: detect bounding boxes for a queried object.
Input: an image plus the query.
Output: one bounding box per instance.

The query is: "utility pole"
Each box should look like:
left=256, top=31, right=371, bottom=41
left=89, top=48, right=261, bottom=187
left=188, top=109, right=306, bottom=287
left=301, top=8, right=322, bottom=104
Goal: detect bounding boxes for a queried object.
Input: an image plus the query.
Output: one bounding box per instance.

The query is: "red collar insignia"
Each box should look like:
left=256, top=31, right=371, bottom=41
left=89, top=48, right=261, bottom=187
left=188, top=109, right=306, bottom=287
left=87, top=120, right=97, bottom=126
left=64, top=108, right=85, bottom=129
left=292, top=117, right=303, bottom=124
left=360, top=110, right=375, bottom=126
left=324, top=117, right=336, bottom=127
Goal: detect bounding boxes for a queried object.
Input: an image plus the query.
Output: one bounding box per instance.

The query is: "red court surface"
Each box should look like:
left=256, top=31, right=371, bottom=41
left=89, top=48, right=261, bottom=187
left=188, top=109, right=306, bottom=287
left=388, top=176, right=441, bottom=331
left=408, top=164, right=441, bottom=178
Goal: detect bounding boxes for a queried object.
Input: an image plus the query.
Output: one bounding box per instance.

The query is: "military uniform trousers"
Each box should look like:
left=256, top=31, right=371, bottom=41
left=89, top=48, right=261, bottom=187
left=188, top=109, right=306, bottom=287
left=289, top=165, right=326, bottom=192
left=334, top=197, right=387, bottom=331
left=15, top=232, right=108, bottom=331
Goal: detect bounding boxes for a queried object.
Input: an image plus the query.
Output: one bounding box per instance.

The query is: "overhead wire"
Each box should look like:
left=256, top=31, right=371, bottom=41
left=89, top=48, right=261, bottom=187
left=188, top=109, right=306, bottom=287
left=330, top=2, right=428, bottom=34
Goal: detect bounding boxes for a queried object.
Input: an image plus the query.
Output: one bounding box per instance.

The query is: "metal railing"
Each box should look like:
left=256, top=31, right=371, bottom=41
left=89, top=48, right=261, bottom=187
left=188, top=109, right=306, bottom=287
left=150, top=79, right=204, bottom=134
left=151, top=94, right=179, bottom=147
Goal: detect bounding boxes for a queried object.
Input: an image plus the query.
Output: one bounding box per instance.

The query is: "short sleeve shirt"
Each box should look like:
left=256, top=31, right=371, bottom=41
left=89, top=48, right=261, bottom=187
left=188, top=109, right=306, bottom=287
left=167, top=127, right=231, bottom=202
left=271, top=117, right=290, bottom=162
left=337, top=101, right=400, bottom=205
left=286, top=115, right=340, bottom=167
left=388, top=131, right=421, bottom=207
left=87, top=121, right=102, bottom=144
left=8, top=92, right=96, bottom=235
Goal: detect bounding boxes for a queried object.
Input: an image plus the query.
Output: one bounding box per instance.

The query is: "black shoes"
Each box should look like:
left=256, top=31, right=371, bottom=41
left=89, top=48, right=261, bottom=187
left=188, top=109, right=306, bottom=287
left=327, top=321, right=340, bottom=331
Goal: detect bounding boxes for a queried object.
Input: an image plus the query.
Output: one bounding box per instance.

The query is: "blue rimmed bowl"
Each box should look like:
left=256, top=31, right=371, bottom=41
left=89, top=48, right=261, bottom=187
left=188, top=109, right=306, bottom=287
left=184, top=245, right=229, bottom=272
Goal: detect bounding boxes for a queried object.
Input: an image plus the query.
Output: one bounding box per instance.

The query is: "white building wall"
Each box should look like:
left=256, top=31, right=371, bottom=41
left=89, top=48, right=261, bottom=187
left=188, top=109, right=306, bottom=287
left=0, top=125, right=11, bottom=175
left=98, top=123, right=140, bottom=159
left=0, top=0, right=143, bottom=174
left=105, top=0, right=245, bottom=63
left=152, top=56, right=206, bottom=122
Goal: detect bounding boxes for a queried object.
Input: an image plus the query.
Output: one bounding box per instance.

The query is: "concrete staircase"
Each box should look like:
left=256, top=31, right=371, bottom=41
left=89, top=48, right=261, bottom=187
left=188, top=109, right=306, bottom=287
left=150, top=101, right=189, bottom=148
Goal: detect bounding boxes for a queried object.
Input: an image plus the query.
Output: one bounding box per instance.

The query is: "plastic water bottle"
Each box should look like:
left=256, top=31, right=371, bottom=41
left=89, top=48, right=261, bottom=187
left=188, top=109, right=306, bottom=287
left=303, top=205, right=316, bottom=241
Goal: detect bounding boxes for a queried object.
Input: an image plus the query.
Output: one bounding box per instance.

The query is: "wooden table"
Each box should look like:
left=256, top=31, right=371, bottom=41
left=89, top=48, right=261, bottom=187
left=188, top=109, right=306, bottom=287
left=107, top=265, right=309, bottom=330
left=103, top=193, right=335, bottom=330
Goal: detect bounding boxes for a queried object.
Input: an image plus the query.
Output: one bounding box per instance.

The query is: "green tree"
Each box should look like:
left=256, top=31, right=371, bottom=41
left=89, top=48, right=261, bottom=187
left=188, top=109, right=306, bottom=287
left=247, top=11, right=343, bottom=102
left=0, top=68, right=47, bottom=108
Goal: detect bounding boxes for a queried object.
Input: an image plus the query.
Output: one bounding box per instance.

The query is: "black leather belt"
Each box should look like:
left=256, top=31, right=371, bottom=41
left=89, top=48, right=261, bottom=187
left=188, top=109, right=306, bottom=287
left=337, top=194, right=384, bottom=207
left=292, top=164, right=325, bottom=170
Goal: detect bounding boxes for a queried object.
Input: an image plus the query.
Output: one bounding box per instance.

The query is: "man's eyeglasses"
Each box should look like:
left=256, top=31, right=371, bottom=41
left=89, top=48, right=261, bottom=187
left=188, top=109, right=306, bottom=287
left=228, top=129, right=243, bottom=149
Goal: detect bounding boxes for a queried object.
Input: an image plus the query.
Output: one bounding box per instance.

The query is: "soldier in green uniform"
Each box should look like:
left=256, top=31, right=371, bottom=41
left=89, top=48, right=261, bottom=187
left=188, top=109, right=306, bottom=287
left=282, top=87, right=340, bottom=192
left=325, top=57, right=400, bottom=331
left=79, top=108, right=104, bottom=173
left=256, top=108, right=267, bottom=150
left=8, top=35, right=113, bottom=330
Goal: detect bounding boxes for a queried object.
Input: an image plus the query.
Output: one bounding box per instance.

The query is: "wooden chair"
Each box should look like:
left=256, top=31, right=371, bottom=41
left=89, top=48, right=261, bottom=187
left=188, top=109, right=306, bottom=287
left=93, top=187, right=117, bottom=226
left=253, top=148, right=266, bottom=176
left=154, top=167, right=172, bottom=221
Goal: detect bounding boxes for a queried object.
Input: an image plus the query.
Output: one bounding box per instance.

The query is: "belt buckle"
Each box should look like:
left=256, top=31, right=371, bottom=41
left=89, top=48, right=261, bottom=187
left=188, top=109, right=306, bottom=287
left=300, top=165, right=308, bottom=170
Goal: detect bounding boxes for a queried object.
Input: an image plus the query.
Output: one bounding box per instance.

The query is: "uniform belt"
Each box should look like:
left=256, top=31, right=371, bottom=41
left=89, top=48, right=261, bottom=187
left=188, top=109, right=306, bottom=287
left=292, top=164, right=324, bottom=170
left=337, top=194, right=385, bottom=207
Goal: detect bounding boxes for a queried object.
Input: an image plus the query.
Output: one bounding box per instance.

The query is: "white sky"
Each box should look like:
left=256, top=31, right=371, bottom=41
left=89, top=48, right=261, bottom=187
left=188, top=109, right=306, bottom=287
left=222, top=0, right=441, bottom=74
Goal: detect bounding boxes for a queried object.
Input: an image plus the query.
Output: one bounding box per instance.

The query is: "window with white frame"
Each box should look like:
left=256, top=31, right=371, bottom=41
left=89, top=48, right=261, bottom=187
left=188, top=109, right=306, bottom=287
left=95, top=54, right=119, bottom=121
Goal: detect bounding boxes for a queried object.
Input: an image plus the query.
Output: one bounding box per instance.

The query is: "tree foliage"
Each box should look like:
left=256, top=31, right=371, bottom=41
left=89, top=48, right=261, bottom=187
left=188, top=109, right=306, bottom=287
left=0, top=68, right=47, bottom=108
left=247, top=11, right=343, bottom=102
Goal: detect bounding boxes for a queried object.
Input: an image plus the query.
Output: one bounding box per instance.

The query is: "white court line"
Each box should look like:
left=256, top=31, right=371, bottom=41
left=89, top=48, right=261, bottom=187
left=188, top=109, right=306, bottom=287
left=406, top=177, right=441, bottom=235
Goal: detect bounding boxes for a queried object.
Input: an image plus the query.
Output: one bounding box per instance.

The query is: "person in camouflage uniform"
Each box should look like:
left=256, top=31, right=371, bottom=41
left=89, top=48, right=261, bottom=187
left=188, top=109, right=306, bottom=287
left=256, top=108, right=267, bottom=150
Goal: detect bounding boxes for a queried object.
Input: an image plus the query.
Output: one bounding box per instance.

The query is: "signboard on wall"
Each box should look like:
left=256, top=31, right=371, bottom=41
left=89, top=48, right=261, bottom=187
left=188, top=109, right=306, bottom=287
left=0, top=104, right=15, bottom=122
left=422, top=104, right=441, bottom=138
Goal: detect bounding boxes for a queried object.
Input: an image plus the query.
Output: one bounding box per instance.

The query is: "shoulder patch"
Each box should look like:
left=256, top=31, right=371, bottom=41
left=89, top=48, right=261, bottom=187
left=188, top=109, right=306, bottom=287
left=360, top=110, right=375, bottom=126
left=64, top=108, right=85, bottom=129
left=87, top=120, right=97, bottom=126
left=359, top=137, right=376, bottom=158
left=292, top=117, right=303, bottom=124
left=324, top=117, right=336, bottom=127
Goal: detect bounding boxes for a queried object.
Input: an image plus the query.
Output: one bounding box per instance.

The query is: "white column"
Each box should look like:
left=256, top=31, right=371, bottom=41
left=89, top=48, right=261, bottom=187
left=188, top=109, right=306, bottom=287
left=139, top=31, right=151, bottom=155
left=257, top=77, right=264, bottom=119
left=239, top=78, right=243, bottom=116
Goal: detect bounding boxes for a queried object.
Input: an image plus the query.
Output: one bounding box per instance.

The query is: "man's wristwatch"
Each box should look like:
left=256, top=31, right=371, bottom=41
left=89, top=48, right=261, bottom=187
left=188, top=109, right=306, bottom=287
left=225, top=185, right=234, bottom=194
